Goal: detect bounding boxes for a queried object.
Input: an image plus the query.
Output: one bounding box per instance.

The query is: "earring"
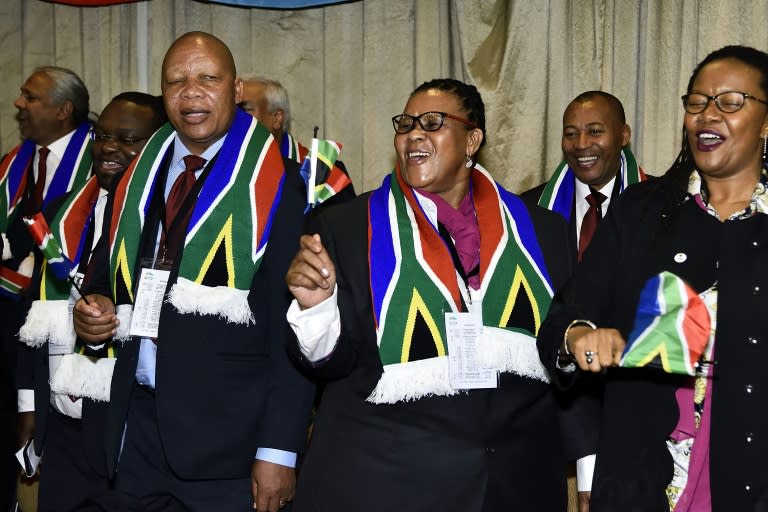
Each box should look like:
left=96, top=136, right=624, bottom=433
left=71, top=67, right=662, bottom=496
left=465, top=155, right=473, bottom=168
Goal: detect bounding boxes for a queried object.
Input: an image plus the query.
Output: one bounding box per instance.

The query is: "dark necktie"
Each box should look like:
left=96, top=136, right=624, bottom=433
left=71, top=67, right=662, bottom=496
left=33, top=147, right=50, bottom=212
left=578, top=189, right=606, bottom=262
left=160, top=155, right=206, bottom=262
left=166, top=155, right=206, bottom=228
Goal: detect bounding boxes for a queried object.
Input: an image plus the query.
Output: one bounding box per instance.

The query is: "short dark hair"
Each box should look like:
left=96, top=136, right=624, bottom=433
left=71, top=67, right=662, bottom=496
left=411, top=78, right=486, bottom=150
left=109, top=92, right=167, bottom=128
left=569, top=91, right=626, bottom=125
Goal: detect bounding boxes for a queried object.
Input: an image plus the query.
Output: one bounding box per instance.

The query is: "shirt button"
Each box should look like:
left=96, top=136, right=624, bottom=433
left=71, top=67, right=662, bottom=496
left=748, top=337, right=759, bottom=345
left=753, top=240, right=760, bottom=248
left=746, top=481, right=753, bottom=492
left=753, top=285, right=761, bottom=295
left=746, top=432, right=754, bottom=444
left=485, top=447, right=495, bottom=454
left=746, top=384, right=754, bottom=395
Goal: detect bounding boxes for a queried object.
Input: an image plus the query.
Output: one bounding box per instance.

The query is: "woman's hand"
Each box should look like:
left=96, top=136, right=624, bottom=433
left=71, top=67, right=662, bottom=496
left=566, top=325, right=626, bottom=372
left=286, top=234, right=336, bottom=310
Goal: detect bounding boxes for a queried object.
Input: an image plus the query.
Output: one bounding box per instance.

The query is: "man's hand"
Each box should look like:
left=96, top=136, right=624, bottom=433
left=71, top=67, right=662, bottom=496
left=251, top=460, right=295, bottom=511
left=286, top=234, right=336, bottom=310
left=72, top=294, right=118, bottom=344
left=16, top=411, right=34, bottom=450
left=566, top=326, right=625, bottom=373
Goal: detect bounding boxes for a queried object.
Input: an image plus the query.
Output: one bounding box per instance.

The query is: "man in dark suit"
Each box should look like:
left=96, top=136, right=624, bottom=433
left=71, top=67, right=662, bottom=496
left=0, top=66, right=92, bottom=511
left=15, top=92, right=166, bottom=512
left=522, top=90, right=647, bottom=510
left=73, top=32, right=314, bottom=512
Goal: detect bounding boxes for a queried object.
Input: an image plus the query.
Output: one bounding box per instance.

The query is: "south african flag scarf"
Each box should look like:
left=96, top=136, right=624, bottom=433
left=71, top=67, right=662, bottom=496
left=109, top=109, right=285, bottom=330
left=0, top=124, right=92, bottom=297
left=536, top=147, right=645, bottom=223
left=367, top=164, right=554, bottom=403
left=19, top=175, right=116, bottom=402
left=280, top=132, right=308, bottom=163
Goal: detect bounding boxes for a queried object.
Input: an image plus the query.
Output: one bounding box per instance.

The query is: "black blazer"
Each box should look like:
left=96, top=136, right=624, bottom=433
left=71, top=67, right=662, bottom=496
left=290, top=193, right=572, bottom=511
left=521, top=176, right=624, bottom=462
left=85, top=152, right=315, bottom=480
left=15, top=192, right=110, bottom=475
left=539, top=178, right=768, bottom=510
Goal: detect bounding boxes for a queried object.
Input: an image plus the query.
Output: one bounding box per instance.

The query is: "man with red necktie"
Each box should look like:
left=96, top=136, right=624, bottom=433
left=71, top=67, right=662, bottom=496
left=522, top=91, right=648, bottom=511
left=0, top=66, right=91, bottom=511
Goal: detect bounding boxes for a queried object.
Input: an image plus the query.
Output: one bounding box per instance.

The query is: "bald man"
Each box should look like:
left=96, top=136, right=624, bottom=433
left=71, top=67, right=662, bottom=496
left=73, top=32, right=314, bottom=512
left=523, top=91, right=649, bottom=510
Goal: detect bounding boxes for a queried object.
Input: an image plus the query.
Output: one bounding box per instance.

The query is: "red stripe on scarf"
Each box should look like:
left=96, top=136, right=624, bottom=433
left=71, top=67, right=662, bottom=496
left=109, top=157, right=138, bottom=248
left=471, top=171, right=504, bottom=284
left=0, top=145, right=21, bottom=184
left=395, top=167, right=462, bottom=310
left=253, top=141, right=285, bottom=242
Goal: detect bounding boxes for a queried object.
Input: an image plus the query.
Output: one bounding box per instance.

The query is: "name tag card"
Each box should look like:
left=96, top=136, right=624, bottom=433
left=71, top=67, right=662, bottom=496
left=129, top=261, right=171, bottom=338
left=446, top=303, right=498, bottom=389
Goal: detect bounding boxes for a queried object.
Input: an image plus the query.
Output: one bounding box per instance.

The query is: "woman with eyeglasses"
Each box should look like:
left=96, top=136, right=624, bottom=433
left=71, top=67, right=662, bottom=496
left=538, top=45, right=768, bottom=511
left=284, top=78, right=571, bottom=510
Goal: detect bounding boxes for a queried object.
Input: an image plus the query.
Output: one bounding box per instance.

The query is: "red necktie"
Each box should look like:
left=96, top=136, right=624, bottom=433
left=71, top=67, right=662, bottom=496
left=578, top=189, right=606, bottom=262
left=166, top=155, right=206, bottom=228
left=33, top=147, right=50, bottom=211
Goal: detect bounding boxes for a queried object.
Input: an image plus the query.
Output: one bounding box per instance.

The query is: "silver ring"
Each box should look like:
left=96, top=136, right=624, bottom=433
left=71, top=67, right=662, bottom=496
left=585, top=350, right=594, bottom=357
left=586, top=355, right=593, bottom=364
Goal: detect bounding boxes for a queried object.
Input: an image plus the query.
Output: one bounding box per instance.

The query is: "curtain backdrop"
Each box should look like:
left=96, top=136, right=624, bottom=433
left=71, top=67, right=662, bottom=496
left=1, top=0, right=767, bottom=194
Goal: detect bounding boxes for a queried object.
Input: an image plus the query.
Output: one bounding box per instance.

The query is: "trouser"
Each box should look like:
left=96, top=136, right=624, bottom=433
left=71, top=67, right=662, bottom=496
left=113, top=384, right=254, bottom=512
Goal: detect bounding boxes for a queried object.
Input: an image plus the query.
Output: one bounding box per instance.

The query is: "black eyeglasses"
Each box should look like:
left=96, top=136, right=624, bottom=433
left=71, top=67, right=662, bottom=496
left=92, top=131, right=151, bottom=146
left=681, top=91, right=768, bottom=114
left=392, top=111, right=477, bottom=134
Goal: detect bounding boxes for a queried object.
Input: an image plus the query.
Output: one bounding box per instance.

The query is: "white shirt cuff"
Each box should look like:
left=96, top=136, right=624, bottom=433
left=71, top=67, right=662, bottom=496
left=576, top=454, right=596, bottom=492
left=255, top=448, right=296, bottom=468
left=1, top=233, right=11, bottom=261
left=18, top=389, right=34, bottom=413
left=286, top=286, right=341, bottom=363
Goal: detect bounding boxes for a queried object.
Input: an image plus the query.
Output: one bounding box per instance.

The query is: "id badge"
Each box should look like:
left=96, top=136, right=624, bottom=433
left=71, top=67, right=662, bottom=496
left=129, top=259, right=171, bottom=338
left=445, top=300, right=498, bottom=389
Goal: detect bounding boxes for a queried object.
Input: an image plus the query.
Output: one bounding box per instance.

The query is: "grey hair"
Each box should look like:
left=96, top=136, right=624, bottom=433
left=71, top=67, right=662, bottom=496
left=34, top=66, right=90, bottom=125
left=241, top=75, right=291, bottom=133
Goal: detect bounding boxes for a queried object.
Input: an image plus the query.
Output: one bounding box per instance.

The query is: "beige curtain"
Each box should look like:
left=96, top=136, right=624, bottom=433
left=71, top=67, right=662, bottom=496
left=1, top=0, right=768, bottom=194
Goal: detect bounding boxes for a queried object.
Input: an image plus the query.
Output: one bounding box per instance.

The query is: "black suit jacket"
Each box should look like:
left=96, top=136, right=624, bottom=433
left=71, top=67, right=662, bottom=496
left=84, top=152, right=315, bottom=480
left=290, top=193, right=572, bottom=511
left=539, top=178, right=768, bottom=510
left=521, top=177, right=624, bottom=462
left=14, top=191, right=110, bottom=475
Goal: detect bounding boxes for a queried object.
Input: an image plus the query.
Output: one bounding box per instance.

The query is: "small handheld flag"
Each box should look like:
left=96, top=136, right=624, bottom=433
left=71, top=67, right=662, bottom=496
left=298, top=127, right=351, bottom=211
left=23, top=213, right=89, bottom=304
left=620, top=271, right=711, bottom=376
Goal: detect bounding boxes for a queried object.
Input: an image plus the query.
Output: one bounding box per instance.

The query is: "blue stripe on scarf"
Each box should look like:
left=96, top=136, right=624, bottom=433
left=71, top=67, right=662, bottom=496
left=369, top=175, right=396, bottom=322
left=189, top=109, right=254, bottom=232
left=44, top=123, right=91, bottom=210
left=498, top=186, right=553, bottom=287
left=7, top=140, right=36, bottom=205
left=550, top=172, right=575, bottom=224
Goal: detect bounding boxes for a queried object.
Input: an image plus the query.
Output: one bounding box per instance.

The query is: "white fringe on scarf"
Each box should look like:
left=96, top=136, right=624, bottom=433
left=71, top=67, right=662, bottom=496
left=50, top=354, right=115, bottom=402
left=476, top=326, right=550, bottom=383
left=366, top=327, right=550, bottom=404
left=19, top=300, right=74, bottom=348
left=115, top=304, right=133, bottom=342
left=168, top=277, right=254, bottom=324
left=366, top=357, right=458, bottom=404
